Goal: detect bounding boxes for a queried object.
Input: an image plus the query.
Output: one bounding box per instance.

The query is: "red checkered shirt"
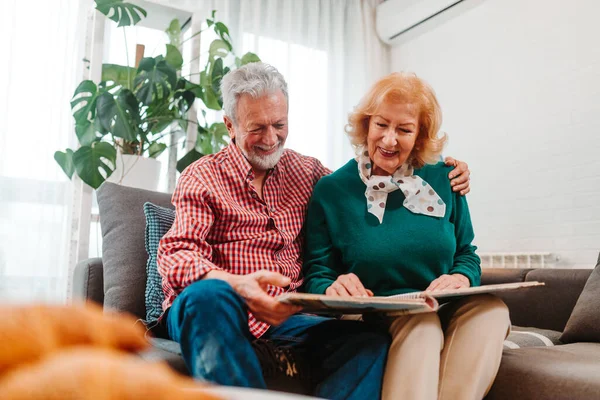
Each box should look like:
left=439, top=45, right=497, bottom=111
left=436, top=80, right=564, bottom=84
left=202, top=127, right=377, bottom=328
left=157, top=143, right=331, bottom=338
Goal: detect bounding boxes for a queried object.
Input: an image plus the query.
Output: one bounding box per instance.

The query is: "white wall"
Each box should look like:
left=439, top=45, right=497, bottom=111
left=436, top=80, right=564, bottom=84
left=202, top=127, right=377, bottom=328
left=390, top=0, right=600, bottom=268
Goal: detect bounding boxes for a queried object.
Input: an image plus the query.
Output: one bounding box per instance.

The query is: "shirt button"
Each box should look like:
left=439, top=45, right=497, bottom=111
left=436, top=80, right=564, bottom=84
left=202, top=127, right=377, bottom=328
left=251, top=193, right=258, bottom=199
left=280, top=229, right=286, bottom=233
left=271, top=207, right=276, bottom=212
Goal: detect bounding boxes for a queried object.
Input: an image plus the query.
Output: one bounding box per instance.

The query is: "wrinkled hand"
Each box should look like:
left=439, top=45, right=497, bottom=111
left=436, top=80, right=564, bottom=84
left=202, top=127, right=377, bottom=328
left=326, top=273, right=374, bottom=297
left=444, top=157, right=471, bottom=195
left=426, top=274, right=470, bottom=292
left=230, top=270, right=302, bottom=325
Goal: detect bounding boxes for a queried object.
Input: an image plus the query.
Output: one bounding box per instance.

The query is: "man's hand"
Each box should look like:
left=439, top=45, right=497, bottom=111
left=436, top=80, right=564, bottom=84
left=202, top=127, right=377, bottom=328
left=444, top=157, right=471, bottom=195
left=325, top=273, right=374, bottom=297
left=426, top=274, right=470, bottom=292
left=223, top=270, right=301, bottom=326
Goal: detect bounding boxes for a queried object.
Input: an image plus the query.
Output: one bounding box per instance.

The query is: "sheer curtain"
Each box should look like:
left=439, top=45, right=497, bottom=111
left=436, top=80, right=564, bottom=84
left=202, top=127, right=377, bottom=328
left=222, top=0, right=390, bottom=169
left=152, top=0, right=390, bottom=170
left=0, top=0, right=90, bottom=302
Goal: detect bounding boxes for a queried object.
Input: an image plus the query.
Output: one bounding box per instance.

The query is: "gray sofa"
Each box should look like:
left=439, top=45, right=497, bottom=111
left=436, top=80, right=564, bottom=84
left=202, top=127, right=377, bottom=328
left=73, top=183, right=600, bottom=398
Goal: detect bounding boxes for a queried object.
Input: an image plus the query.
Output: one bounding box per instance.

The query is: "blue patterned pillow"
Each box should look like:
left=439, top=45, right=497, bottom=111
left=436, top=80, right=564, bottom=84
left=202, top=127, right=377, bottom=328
left=143, top=202, right=175, bottom=324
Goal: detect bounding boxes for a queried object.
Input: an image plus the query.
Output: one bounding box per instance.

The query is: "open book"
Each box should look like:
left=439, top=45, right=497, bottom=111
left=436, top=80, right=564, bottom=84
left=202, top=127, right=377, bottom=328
left=388, top=281, right=544, bottom=300
left=277, top=281, right=544, bottom=315
left=277, top=292, right=439, bottom=316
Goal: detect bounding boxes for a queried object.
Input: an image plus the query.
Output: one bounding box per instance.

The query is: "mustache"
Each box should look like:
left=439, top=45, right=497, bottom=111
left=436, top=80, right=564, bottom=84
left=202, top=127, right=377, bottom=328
left=254, top=141, right=283, bottom=151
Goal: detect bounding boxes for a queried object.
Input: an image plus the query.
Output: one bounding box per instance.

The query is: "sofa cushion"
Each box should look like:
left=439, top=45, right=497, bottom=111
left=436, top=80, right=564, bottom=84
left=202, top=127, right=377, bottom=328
left=140, top=338, right=188, bottom=376
left=143, top=202, right=175, bottom=323
left=503, top=326, right=562, bottom=349
left=560, top=253, right=600, bottom=343
left=97, top=182, right=173, bottom=318
left=486, top=343, right=600, bottom=400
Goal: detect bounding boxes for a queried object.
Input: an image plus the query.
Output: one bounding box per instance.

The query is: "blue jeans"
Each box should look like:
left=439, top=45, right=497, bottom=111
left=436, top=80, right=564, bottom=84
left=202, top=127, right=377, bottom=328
left=166, top=279, right=389, bottom=400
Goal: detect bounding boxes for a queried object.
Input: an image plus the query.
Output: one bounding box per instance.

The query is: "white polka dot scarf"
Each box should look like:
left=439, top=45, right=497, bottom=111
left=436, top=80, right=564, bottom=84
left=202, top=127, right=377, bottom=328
left=355, top=146, right=446, bottom=224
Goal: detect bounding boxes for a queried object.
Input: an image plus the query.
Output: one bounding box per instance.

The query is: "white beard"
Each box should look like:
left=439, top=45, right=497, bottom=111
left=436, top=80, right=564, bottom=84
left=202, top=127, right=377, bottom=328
left=240, top=142, right=285, bottom=171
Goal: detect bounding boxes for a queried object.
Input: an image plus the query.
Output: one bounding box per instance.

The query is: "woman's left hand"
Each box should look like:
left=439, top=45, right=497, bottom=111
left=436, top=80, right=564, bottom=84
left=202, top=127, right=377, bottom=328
left=426, top=274, right=470, bottom=292
left=444, top=157, right=471, bottom=195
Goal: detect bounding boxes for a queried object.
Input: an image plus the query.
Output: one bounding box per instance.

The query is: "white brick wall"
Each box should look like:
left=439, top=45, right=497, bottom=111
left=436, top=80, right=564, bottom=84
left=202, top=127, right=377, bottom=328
left=390, top=0, right=600, bottom=268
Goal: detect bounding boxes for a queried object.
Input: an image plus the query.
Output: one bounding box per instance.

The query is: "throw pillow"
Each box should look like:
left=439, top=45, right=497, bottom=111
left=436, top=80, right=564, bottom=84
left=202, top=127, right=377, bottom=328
left=560, top=252, right=600, bottom=343
left=96, top=182, right=173, bottom=318
left=503, top=326, right=562, bottom=349
left=143, top=202, right=176, bottom=324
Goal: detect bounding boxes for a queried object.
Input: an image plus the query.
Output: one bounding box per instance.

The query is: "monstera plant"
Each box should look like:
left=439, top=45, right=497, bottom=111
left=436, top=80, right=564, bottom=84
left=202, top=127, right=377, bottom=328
left=55, top=0, right=260, bottom=189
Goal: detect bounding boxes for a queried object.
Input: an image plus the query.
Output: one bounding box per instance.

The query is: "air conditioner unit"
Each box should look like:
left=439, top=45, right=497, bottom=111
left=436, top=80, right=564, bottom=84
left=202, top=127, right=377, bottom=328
left=376, top=0, right=463, bottom=44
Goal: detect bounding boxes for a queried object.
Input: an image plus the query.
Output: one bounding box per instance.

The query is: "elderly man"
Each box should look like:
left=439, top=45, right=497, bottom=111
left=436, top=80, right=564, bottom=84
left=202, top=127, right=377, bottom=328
left=157, top=62, right=471, bottom=399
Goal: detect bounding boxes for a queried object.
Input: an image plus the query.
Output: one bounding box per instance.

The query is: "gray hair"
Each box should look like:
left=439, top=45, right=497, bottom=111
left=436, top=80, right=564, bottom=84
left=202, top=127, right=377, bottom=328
left=220, top=62, right=289, bottom=124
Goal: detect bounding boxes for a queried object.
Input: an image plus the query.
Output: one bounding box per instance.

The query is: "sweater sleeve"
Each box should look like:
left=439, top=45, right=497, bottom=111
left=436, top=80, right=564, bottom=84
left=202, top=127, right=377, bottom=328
left=302, top=181, right=342, bottom=294
left=449, top=193, right=482, bottom=287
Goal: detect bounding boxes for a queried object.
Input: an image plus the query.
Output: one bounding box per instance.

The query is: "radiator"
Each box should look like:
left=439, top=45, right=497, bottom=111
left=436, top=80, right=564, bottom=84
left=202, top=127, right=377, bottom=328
left=479, top=252, right=560, bottom=269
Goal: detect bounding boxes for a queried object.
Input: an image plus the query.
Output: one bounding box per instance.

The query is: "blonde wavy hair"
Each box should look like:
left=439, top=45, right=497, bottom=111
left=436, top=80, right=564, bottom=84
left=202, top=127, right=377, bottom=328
left=346, top=72, right=447, bottom=168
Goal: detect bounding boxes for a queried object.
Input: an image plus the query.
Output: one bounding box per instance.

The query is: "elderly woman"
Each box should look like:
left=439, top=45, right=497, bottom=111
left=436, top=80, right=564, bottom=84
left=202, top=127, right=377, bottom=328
left=302, top=72, right=510, bottom=400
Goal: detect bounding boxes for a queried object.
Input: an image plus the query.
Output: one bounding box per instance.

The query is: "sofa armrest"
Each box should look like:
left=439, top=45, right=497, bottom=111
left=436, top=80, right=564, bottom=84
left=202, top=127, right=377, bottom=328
left=72, top=258, right=105, bottom=306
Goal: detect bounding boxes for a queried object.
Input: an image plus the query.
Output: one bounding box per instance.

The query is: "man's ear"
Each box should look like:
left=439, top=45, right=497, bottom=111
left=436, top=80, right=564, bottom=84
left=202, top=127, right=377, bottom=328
left=223, top=116, right=236, bottom=140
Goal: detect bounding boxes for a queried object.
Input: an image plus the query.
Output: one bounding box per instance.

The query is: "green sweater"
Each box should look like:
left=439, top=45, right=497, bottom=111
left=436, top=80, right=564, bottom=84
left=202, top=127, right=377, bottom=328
left=302, top=160, right=481, bottom=296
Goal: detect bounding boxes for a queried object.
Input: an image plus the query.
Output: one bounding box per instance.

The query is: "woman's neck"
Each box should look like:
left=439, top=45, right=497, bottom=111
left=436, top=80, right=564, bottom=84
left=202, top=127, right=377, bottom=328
left=372, top=165, right=392, bottom=176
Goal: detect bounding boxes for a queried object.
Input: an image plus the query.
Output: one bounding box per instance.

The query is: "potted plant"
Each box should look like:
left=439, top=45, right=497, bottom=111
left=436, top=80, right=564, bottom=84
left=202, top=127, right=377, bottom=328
left=54, top=0, right=260, bottom=189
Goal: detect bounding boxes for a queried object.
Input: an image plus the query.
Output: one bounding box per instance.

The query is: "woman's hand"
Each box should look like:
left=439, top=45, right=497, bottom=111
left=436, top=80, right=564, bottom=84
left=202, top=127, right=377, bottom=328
left=444, top=157, right=471, bottom=195
left=426, top=274, right=470, bottom=292
left=326, top=273, right=374, bottom=297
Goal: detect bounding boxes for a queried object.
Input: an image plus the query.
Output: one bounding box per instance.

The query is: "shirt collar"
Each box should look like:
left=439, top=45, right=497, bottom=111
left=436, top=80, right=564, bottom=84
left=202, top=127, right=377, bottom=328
left=226, top=141, right=254, bottom=179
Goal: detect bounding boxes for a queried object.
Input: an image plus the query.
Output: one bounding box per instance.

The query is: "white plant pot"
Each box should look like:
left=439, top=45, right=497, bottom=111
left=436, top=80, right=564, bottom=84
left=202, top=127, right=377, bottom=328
left=106, top=153, right=161, bottom=191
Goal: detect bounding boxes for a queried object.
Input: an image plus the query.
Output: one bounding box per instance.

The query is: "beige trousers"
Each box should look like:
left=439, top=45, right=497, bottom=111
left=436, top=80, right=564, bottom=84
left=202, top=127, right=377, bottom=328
left=381, top=294, right=510, bottom=400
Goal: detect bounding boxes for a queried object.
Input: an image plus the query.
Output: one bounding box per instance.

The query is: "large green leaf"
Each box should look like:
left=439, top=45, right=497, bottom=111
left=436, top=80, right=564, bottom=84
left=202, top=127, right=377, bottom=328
left=199, top=70, right=209, bottom=87
left=165, top=19, right=182, bottom=48
left=195, top=122, right=228, bottom=155
left=102, top=63, right=136, bottom=89
left=202, top=86, right=221, bottom=110
left=195, top=132, right=213, bottom=155
left=209, top=122, right=229, bottom=149
left=134, top=57, right=177, bottom=105
left=95, top=0, right=147, bottom=27
left=54, top=149, right=75, bottom=179
left=75, top=120, right=98, bottom=146
left=208, top=39, right=229, bottom=60
left=214, top=22, right=233, bottom=51
left=71, top=80, right=99, bottom=123
left=148, top=142, right=167, bottom=158
left=188, top=80, right=205, bottom=105
left=150, top=117, right=174, bottom=134
left=165, top=44, right=183, bottom=70
left=210, top=57, right=224, bottom=96
left=96, top=89, right=140, bottom=141
left=176, top=149, right=203, bottom=173
left=174, top=89, right=195, bottom=114
left=72, top=142, right=117, bottom=189
left=240, top=52, right=261, bottom=65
